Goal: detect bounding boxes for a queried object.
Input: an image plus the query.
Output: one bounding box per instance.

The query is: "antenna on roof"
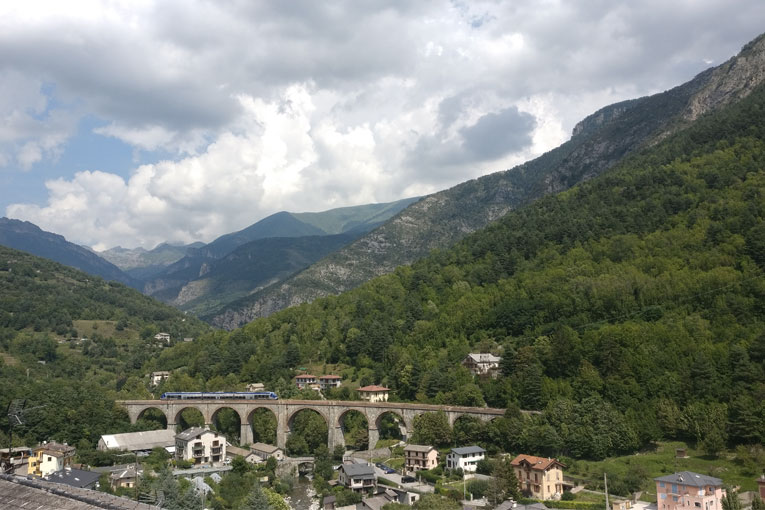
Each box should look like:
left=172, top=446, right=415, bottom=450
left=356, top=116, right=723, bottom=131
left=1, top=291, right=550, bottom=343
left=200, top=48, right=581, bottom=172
left=4, top=399, right=47, bottom=474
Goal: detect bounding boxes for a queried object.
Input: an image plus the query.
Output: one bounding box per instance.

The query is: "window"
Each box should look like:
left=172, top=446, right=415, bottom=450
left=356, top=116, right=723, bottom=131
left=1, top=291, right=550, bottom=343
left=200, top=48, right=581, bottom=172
left=673, top=484, right=679, bottom=494
left=660, top=482, right=665, bottom=488
left=661, top=494, right=667, bottom=500
left=673, top=496, right=679, bottom=502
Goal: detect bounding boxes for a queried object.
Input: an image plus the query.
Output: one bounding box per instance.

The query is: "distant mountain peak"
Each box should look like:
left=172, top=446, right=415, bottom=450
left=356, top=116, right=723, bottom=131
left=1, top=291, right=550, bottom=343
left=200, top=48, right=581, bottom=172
left=0, top=217, right=139, bottom=288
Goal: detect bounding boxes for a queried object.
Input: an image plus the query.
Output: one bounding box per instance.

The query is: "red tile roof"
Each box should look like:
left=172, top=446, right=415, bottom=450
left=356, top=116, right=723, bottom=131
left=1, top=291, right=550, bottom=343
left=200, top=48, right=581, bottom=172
left=510, top=454, right=566, bottom=471
left=358, top=385, right=389, bottom=392
left=295, top=374, right=316, bottom=379
left=319, top=375, right=341, bottom=379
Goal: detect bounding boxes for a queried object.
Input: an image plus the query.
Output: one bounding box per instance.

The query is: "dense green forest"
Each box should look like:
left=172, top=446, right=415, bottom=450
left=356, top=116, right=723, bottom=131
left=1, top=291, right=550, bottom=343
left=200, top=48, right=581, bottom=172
left=143, top=81, right=765, bottom=459
left=0, top=247, right=209, bottom=448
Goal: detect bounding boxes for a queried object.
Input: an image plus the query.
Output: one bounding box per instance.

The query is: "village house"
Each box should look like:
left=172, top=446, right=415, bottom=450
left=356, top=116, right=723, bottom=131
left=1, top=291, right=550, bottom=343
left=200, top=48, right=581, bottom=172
left=246, top=382, right=266, bottom=392
left=446, top=446, right=485, bottom=472
left=153, top=332, right=171, bottom=344
left=511, top=454, right=566, bottom=500
left=110, top=465, right=140, bottom=491
left=250, top=442, right=284, bottom=462
left=149, top=371, right=170, bottom=386
left=612, top=499, right=632, bottom=510
left=226, top=445, right=262, bottom=464
left=27, top=441, right=75, bottom=477
left=175, top=428, right=226, bottom=465
left=295, top=374, right=318, bottom=389
left=655, top=472, right=726, bottom=510
left=461, top=353, right=501, bottom=377
left=358, top=385, right=389, bottom=403
left=404, top=444, right=438, bottom=473
left=97, top=429, right=176, bottom=454
left=319, top=375, right=342, bottom=390
left=338, top=463, right=377, bottom=493
left=358, top=486, right=421, bottom=510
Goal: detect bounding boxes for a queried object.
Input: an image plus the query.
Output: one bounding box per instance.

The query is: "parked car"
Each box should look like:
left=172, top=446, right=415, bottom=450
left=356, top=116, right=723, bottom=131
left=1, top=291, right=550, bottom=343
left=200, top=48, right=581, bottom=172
left=401, top=475, right=416, bottom=483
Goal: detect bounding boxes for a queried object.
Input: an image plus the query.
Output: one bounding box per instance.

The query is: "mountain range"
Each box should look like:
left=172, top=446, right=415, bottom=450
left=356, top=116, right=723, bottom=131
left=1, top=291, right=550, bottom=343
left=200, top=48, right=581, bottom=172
left=2, top=35, right=765, bottom=333
left=206, top=33, right=765, bottom=329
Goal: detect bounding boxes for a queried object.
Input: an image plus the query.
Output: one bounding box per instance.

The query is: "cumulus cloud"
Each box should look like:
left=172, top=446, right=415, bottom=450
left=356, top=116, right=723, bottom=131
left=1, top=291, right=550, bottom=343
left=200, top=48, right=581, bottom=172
left=2, top=0, right=765, bottom=248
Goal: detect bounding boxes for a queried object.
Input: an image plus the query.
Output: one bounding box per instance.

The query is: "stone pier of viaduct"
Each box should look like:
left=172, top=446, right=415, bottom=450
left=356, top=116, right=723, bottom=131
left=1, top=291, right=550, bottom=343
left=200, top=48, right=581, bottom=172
left=116, top=399, right=506, bottom=450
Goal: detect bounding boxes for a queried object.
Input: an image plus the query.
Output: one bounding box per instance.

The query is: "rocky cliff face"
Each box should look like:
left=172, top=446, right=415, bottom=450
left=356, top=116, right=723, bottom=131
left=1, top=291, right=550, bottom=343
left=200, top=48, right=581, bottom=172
left=208, top=32, right=765, bottom=330
left=683, top=33, right=765, bottom=122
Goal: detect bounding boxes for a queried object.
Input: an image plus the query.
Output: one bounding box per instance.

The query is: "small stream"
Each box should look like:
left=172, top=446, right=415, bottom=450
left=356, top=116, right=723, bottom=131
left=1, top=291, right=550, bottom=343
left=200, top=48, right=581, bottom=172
left=284, top=476, right=320, bottom=510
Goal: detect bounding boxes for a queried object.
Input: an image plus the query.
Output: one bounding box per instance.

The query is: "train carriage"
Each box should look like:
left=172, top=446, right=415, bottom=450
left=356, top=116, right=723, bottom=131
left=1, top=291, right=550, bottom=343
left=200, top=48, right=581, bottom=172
left=160, top=391, right=278, bottom=400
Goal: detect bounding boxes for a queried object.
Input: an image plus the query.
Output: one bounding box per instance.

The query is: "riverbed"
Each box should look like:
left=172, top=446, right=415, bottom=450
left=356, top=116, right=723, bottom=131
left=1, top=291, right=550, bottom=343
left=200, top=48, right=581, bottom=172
left=285, top=477, right=320, bottom=510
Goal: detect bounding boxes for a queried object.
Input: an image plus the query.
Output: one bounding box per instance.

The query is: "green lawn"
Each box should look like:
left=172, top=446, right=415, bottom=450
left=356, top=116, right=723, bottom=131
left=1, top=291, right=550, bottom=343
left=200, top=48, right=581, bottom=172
left=566, top=441, right=764, bottom=502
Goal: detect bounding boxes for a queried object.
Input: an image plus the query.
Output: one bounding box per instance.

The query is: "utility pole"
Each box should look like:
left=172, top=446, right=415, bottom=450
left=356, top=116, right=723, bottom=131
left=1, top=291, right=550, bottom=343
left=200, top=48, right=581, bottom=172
left=604, top=473, right=610, bottom=510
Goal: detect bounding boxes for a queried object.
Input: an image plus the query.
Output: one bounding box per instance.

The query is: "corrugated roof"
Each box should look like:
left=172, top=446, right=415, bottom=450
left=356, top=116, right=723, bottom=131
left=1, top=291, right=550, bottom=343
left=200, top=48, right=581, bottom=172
left=450, top=446, right=485, bottom=455
left=654, top=471, right=723, bottom=487
left=100, top=429, right=176, bottom=451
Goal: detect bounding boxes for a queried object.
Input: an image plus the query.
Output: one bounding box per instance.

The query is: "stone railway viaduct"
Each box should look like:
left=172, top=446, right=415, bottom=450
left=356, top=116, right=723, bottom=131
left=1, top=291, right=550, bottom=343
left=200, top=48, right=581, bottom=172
left=116, top=399, right=506, bottom=451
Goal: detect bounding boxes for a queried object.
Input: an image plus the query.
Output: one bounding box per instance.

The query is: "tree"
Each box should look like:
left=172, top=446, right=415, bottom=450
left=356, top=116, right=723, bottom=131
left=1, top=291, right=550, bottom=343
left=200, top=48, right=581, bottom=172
left=487, top=458, right=521, bottom=505
left=722, top=490, right=741, bottom=510
left=263, top=488, right=290, bottom=510
left=231, top=455, right=250, bottom=475
left=243, top=483, right=272, bottom=510
left=411, top=412, right=452, bottom=447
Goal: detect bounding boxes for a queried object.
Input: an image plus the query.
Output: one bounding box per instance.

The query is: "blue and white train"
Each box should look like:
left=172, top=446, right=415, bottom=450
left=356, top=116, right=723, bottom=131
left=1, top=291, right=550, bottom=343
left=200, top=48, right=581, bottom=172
left=160, top=391, right=278, bottom=400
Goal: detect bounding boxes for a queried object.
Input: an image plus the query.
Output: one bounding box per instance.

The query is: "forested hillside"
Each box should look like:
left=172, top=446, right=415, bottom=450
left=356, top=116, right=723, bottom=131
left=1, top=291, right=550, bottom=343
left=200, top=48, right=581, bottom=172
left=175, top=233, right=359, bottom=317
left=209, top=33, right=765, bottom=329
left=153, top=79, right=765, bottom=459
left=0, top=246, right=210, bottom=448
left=0, top=218, right=139, bottom=289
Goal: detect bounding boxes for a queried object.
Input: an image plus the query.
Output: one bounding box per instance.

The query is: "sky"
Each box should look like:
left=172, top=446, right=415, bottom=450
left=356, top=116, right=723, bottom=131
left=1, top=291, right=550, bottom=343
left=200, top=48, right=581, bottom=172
left=1, top=1, right=764, bottom=251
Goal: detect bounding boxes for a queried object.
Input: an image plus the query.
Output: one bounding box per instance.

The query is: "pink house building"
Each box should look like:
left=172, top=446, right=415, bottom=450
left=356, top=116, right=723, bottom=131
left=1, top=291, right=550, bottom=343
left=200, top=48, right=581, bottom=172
left=654, top=472, right=725, bottom=510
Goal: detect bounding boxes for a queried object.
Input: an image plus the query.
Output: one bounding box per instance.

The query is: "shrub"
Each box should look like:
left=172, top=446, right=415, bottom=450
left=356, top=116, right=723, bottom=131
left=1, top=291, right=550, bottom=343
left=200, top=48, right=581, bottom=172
left=467, top=479, right=489, bottom=499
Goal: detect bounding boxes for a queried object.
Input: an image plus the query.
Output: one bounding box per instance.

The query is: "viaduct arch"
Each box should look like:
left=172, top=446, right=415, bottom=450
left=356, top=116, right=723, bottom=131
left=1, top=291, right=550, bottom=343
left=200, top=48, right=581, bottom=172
left=117, top=399, right=506, bottom=450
